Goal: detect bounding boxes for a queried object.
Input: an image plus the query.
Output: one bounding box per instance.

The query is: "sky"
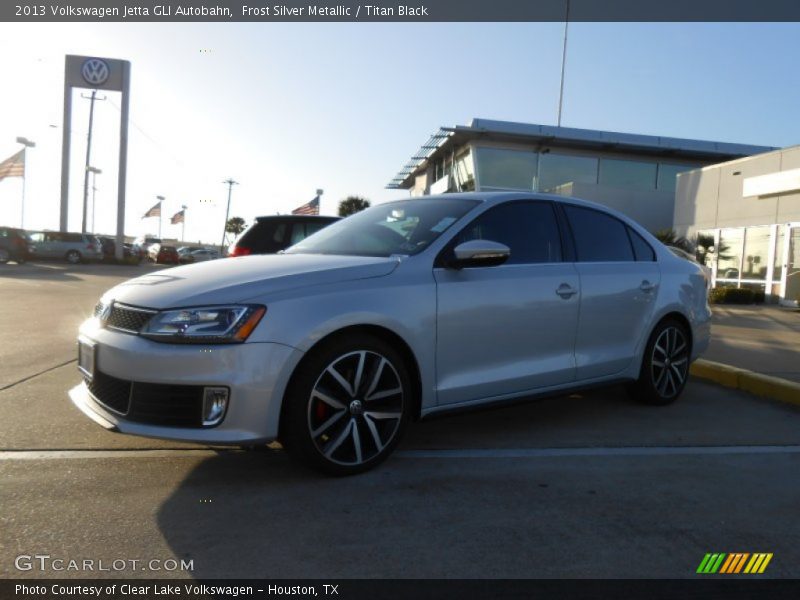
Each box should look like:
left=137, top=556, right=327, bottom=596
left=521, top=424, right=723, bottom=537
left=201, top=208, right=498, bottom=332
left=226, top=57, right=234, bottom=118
left=1, top=22, right=800, bottom=244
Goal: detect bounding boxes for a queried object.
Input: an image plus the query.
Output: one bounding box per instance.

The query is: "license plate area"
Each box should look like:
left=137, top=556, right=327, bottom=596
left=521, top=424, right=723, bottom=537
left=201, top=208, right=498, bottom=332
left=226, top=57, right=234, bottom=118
left=78, top=339, right=96, bottom=379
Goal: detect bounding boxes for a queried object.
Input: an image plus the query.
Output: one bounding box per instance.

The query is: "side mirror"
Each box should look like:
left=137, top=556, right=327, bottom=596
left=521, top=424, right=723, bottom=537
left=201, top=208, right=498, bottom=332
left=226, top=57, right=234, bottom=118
left=449, top=240, right=510, bottom=269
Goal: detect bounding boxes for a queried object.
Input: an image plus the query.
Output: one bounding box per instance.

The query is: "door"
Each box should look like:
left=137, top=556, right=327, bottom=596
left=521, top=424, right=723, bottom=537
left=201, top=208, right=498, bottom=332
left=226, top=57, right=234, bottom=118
left=434, top=201, right=580, bottom=405
left=561, top=204, right=660, bottom=380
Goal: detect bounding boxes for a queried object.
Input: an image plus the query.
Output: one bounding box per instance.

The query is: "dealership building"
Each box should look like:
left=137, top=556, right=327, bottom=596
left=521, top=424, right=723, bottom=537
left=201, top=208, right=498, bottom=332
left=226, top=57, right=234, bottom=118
left=674, top=147, right=800, bottom=304
left=389, top=118, right=799, bottom=304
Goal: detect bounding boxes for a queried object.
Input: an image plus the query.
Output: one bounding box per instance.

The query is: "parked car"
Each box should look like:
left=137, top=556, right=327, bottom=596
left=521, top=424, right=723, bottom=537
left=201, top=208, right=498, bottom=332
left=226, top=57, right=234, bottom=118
left=189, top=248, right=220, bottom=262
left=149, top=244, right=179, bottom=264
left=133, top=236, right=162, bottom=257
left=667, top=245, right=712, bottom=282
left=177, top=247, right=196, bottom=264
left=71, top=193, right=711, bottom=475
left=227, top=215, right=339, bottom=257
left=0, top=226, right=30, bottom=264
left=97, top=237, right=143, bottom=264
left=28, top=231, right=103, bottom=264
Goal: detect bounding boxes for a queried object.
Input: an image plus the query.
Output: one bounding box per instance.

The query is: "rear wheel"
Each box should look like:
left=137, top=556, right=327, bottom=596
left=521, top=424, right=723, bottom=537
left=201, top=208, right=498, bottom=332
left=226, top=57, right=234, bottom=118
left=281, top=334, right=412, bottom=475
left=628, top=319, right=691, bottom=405
left=65, top=250, right=81, bottom=265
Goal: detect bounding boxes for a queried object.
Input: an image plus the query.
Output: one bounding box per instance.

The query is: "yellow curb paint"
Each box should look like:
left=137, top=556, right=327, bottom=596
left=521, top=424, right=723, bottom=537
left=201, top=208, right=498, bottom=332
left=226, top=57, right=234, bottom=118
left=691, top=359, right=800, bottom=407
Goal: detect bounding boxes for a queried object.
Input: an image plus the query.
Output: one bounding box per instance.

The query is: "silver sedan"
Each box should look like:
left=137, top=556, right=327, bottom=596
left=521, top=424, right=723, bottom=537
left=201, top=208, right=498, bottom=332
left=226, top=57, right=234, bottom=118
left=70, top=193, right=711, bottom=475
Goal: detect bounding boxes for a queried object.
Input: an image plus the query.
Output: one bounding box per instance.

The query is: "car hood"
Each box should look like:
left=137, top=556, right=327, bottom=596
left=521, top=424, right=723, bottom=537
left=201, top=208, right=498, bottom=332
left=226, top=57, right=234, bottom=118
left=102, top=254, right=401, bottom=309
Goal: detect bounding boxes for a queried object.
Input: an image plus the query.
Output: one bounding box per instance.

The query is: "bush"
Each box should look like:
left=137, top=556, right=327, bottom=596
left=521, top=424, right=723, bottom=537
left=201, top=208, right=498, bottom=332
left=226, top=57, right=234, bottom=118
left=708, top=287, right=757, bottom=304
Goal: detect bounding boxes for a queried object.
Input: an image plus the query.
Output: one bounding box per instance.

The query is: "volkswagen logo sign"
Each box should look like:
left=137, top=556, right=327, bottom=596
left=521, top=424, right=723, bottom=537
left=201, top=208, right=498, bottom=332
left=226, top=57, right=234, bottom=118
left=81, top=58, right=110, bottom=86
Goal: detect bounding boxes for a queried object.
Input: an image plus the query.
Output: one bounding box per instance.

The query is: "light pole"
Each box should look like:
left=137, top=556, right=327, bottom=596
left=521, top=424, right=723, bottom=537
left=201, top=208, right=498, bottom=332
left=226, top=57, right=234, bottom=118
left=221, top=178, right=238, bottom=253
left=557, top=0, right=571, bottom=127
left=16, top=137, right=35, bottom=229
left=87, top=166, right=102, bottom=233
left=156, top=195, right=165, bottom=239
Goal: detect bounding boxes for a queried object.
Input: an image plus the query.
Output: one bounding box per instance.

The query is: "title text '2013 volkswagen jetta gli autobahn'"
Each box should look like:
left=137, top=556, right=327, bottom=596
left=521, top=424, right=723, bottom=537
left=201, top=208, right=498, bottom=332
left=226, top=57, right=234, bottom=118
left=70, top=193, right=711, bottom=475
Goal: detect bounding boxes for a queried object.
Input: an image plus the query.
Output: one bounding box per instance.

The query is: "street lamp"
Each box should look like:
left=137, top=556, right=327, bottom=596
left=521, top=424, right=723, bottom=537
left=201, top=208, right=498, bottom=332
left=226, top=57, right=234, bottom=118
left=16, top=137, right=35, bottom=229
left=87, top=167, right=102, bottom=233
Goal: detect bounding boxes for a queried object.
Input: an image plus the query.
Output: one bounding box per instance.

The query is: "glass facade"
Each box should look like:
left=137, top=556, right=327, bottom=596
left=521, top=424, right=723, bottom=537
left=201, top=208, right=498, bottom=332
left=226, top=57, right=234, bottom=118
left=598, top=158, right=657, bottom=190
left=657, top=163, right=700, bottom=192
left=466, top=146, right=699, bottom=195
left=717, top=229, right=744, bottom=280
left=474, top=147, right=538, bottom=190
left=742, top=226, right=770, bottom=281
left=696, top=224, right=798, bottom=305
left=537, top=153, right=598, bottom=192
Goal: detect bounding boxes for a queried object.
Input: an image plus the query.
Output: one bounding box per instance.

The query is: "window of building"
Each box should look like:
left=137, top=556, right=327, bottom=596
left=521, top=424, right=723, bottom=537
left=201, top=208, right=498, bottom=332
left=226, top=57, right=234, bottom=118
left=537, top=153, right=598, bottom=193
left=773, top=228, right=785, bottom=282
left=473, top=147, right=538, bottom=191
left=598, top=158, right=657, bottom=190
left=563, top=205, right=634, bottom=262
left=453, top=150, right=475, bottom=191
left=657, top=163, right=700, bottom=192
left=717, top=229, right=744, bottom=280
left=453, top=201, right=562, bottom=265
left=627, top=227, right=656, bottom=261
left=741, top=226, right=770, bottom=281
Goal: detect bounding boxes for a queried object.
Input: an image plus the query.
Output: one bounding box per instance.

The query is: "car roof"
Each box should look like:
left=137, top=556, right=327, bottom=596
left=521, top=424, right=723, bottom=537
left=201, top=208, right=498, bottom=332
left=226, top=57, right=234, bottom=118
left=254, top=215, right=340, bottom=222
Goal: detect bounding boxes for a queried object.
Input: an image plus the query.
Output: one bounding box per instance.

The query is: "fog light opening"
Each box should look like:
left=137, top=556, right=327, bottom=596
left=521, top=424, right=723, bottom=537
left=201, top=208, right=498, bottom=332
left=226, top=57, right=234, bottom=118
left=202, top=387, right=229, bottom=426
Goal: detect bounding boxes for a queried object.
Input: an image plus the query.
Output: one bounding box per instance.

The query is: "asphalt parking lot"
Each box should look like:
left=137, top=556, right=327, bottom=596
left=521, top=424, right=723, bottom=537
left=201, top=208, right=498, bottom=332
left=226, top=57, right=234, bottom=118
left=1, top=261, right=799, bottom=579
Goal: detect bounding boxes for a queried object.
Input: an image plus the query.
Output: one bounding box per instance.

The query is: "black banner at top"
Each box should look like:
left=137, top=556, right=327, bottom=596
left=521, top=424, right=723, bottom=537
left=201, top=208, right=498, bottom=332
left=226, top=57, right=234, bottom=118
left=5, top=0, right=800, bottom=22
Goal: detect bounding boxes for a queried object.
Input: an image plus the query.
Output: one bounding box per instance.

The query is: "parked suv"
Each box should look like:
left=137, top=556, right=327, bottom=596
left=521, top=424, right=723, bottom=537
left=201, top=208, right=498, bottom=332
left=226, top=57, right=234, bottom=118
left=227, top=215, right=339, bottom=257
left=0, top=226, right=30, bottom=264
left=28, top=231, right=103, bottom=264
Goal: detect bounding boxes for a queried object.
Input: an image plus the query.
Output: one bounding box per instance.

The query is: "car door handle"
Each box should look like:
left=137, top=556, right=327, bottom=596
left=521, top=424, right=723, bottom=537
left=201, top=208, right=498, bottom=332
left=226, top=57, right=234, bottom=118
left=556, top=283, right=578, bottom=299
left=640, top=280, right=655, bottom=292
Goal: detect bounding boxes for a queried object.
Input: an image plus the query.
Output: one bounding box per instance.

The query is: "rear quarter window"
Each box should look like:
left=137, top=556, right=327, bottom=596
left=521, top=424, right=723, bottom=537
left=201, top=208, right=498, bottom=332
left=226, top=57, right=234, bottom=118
left=627, top=227, right=656, bottom=262
left=563, top=205, right=635, bottom=262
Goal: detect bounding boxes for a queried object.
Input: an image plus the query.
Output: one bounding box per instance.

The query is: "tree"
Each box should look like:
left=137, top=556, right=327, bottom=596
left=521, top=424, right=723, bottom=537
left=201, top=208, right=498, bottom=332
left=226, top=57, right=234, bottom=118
left=338, top=196, right=371, bottom=217
left=654, top=229, right=693, bottom=252
left=225, top=216, right=246, bottom=236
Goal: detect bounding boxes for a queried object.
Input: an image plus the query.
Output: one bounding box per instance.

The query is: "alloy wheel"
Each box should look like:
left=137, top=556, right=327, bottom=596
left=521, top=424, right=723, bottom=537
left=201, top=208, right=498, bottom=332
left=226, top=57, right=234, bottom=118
left=650, top=326, right=689, bottom=399
left=306, top=350, right=404, bottom=467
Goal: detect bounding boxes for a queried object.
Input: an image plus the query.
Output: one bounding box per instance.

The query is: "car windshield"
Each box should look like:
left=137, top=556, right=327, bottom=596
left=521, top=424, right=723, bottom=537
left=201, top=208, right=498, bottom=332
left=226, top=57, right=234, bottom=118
left=285, top=198, right=479, bottom=257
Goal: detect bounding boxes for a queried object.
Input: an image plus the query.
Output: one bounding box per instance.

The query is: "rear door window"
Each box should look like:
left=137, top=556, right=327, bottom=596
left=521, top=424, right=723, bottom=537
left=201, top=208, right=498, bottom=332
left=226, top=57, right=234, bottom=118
left=563, top=205, right=635, bottom=262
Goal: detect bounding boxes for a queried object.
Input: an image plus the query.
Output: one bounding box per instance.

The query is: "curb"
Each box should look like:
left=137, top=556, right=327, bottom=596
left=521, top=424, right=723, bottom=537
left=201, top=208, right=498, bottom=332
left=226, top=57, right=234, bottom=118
left=690, top=359, right=800, bottom=407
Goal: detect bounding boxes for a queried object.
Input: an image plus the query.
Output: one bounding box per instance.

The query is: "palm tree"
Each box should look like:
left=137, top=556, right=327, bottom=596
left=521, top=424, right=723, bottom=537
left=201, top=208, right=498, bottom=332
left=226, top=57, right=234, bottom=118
left=654, top=229, right=692, bottom=253
left=338, top=196, right=371, bottom=217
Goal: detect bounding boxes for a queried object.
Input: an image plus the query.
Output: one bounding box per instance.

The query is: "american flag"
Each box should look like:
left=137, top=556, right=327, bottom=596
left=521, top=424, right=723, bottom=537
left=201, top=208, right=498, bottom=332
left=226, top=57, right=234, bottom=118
left=0, top=150, right=24, bottom=182
left=170, top=209, right=185, bottom=225
left=291, top=195, right=320, bottom=216
left=142, top=201, right=161, bottom=219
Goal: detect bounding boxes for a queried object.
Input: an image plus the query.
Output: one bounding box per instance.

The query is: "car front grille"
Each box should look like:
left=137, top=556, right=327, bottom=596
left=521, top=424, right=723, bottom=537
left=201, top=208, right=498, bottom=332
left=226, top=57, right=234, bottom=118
left=105, top=303, right=156, bottom=333
left=85, top=370, right=207, bottom=428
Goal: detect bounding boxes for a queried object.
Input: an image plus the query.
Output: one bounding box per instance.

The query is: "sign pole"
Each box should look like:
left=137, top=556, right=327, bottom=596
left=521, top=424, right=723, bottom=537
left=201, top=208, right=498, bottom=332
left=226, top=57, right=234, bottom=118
left=115, top=60, right=130, bottom=261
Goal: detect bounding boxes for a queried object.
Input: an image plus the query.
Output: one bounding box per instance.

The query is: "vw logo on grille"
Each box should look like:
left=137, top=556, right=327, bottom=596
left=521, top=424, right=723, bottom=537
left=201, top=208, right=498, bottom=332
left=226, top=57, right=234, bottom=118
left=81, top=58, right=110, bottom=86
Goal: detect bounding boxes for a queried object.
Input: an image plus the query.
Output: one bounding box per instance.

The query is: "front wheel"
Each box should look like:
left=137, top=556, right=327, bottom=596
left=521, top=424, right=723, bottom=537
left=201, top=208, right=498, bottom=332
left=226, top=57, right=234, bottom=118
left=281, top=334, right=412, bottom=475
left=0, top=249, right=9, bottom=264
left=65, top=250, right=81, bottom=265
left=628, top=319, right=691, bottom=406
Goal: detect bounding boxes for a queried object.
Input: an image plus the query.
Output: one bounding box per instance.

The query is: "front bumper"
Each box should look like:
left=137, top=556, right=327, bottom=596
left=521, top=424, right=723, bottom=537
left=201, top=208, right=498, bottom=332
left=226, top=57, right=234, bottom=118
left=70, top=319, right=304, bottom=444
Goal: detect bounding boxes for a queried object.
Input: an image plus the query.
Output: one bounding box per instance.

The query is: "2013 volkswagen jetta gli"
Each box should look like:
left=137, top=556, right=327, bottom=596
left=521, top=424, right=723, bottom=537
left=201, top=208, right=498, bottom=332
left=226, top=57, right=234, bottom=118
left=70, top=192, right=711, bottom=475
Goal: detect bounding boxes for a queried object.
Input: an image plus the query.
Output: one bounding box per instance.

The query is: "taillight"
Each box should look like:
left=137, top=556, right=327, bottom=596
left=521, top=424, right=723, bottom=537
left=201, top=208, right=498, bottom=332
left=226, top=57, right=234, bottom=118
left=229, top=245, right=251, bottom=257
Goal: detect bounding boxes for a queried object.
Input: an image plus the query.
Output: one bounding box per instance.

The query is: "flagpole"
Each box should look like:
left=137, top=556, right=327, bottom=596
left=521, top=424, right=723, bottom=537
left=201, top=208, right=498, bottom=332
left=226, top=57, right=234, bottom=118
left=16, top=137, right=36, bottom=229
left=181, top=205, right=187, bottom=242
left=157, top=195, right=165, bottom=239
left=221, top=178, right=238, bottom=253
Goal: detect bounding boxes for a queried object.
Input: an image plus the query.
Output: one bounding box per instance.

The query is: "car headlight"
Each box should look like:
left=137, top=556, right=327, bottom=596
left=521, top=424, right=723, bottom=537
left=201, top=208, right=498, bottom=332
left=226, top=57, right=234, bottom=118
left=140, top=305, right=266, bottom=344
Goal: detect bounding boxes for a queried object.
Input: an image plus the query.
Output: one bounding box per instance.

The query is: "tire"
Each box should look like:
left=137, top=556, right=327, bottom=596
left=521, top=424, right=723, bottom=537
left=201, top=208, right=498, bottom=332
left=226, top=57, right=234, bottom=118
left=0, top=249, right=9, bottom=264
left=65, top=250, right=82, bottom=265
left=628, top=319, right=691, bottom=406
left=280, top=333, right=413, bottom=475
